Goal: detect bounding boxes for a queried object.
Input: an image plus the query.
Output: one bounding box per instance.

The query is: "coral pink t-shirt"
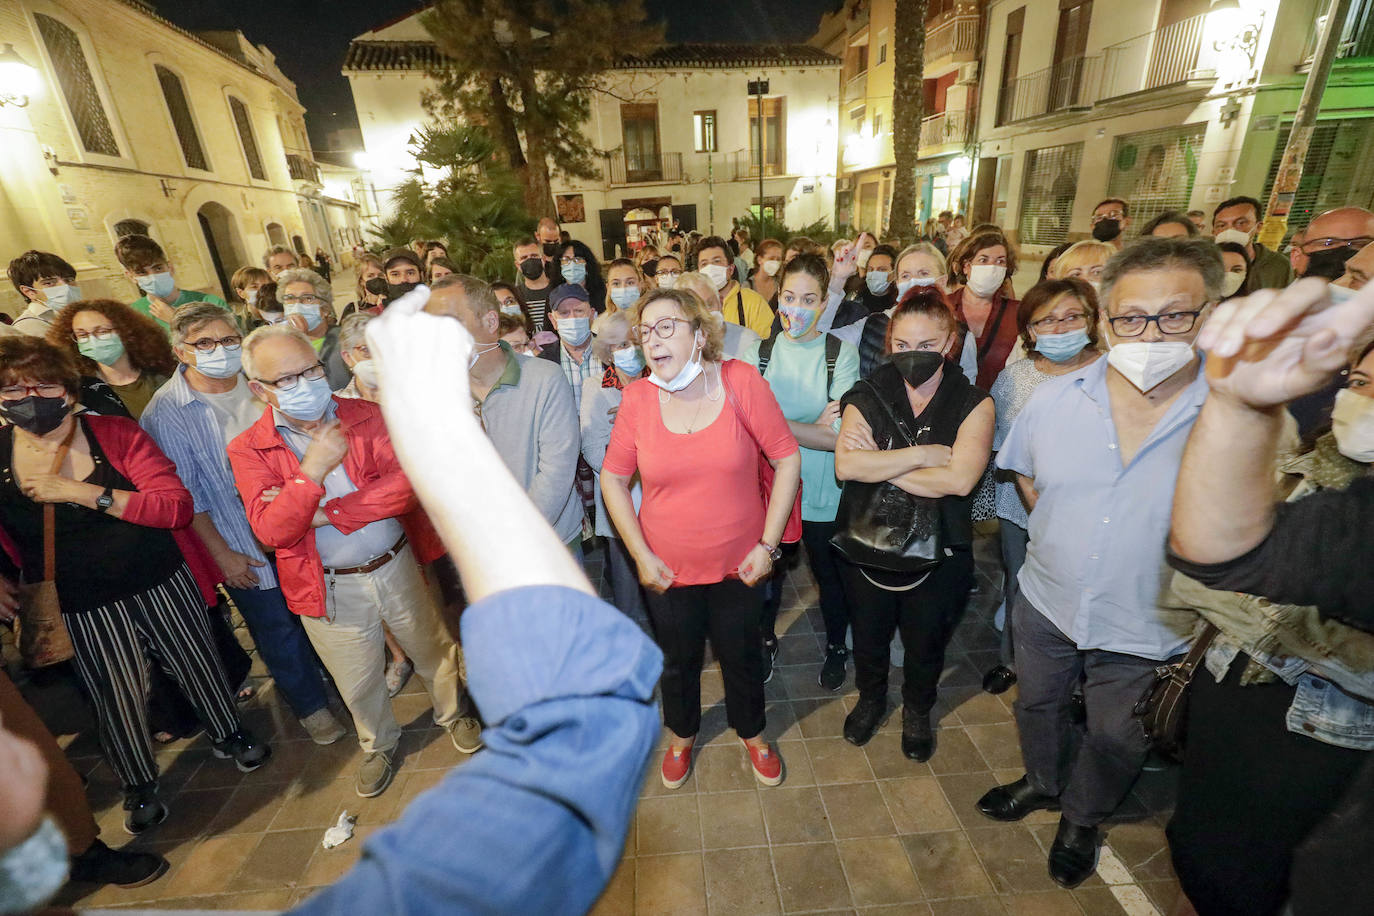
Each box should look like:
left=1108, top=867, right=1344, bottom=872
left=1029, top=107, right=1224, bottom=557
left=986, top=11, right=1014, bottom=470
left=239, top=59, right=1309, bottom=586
left=603, top=359, right=797, bottom=586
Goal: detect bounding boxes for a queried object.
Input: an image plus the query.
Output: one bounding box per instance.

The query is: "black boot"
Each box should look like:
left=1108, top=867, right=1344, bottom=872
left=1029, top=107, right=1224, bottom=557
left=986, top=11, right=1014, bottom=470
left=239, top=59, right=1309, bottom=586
left=842, top=695, right=886, bottom=746
left=976, top=775, right=1061, bottom=822
left=981, top=665, right=1017, bottom=695
left=69, top=840, right=169, bottom=887
left=900, top=706, right=934, bottom=761
left=1048, top=816, right=1100, bottom=888
left=122, top=784, right=168, bottom=836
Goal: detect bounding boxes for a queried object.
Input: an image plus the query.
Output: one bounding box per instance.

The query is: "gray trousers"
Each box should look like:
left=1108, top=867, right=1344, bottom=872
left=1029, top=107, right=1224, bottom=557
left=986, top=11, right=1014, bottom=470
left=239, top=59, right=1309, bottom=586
left=1011, top=592, right=1168, bottom=827
left=997, top=520, right=1029, bottom=667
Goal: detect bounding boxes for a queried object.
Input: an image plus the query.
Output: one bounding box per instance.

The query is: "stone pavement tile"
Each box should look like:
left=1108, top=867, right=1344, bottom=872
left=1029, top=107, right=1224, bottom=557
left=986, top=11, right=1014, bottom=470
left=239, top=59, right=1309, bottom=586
left=761, top=785, right=834, bottom=845
left=773, top=842, right=852, bottom=912
left=697, top=744, right=759, bottom=793
left=396, top=766, right=447, bottom=807
left=927, top=728, right=993, bottom=776
left=178, top=753, right=248, bottom=791
left=296, top=824, right=380, bottom=887
left=248, top=738, right=318, bottom=784
left=1102, top=820, right=1177, bottom=882
left=153, top=786, right=235, bottom=841
left=779, top=662, right=833, bottom=700
left=778, top=738, right=815, bottom=787
left=636, top=852, right=707, bottom=915
left=234, top=828, right=319, bottom=891
left=901, top=830, right=996, bottom=900
left=767, top=702, right=804, bottom=742
left=151, top=833, right=261, bottom=898
left=778, top=632, right=823, bottom=665
left=206, top=781, right=290, bottom=835
left=936, top=771, right=1005, bottom=831
left=837, top=836, right=924, bottom=907
left=589, top=856, right=636, bottom=915
left=704, top=846, right=782, bottom=916
left=701, top=666, right=726, bottom=706
left=797, top=696, right=852, bottom=739
left=637, top=793, right=703, bottom=855
left=806, top=736, right=876, bottom=784
left=1140, top=878, right=1185, bottom=913
left=964, top=723, right=1025, bottom=771
left=821, top=782, right=897, bottom=839
left=269, top=777, right=357, bottom=831
left=1072, top=886, right=1132, bottom=915
left=150, top=890, right=298, bottom=910
left=407, top=727, right=466, bottom=770
left=860, top=904, right=934, bottom=914
left=865, top=730, right=933, bottom=780
left=1002, top=890, right=1088, bottom=914
left=345, top=772, right=413, bottom=827
left=699, top=789, right=767, bottom=850
left=966, top=824, right=1064, bottom=894
left=880, top=776, right=959, bottom=834
left=926, top=895, right=1006, bottom=915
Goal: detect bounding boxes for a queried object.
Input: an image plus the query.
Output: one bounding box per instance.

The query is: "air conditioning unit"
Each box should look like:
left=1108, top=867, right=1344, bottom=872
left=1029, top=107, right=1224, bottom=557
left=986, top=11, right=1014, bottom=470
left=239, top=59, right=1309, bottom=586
left=956, top=62, right=979, bottom=85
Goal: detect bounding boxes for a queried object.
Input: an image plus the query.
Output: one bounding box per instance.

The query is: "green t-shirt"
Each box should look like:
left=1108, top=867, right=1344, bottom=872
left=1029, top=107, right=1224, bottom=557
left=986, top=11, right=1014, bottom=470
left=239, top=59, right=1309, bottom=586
left=130, top=289, right=228, bottom=331
left=743, top=334, right=860, bottom=523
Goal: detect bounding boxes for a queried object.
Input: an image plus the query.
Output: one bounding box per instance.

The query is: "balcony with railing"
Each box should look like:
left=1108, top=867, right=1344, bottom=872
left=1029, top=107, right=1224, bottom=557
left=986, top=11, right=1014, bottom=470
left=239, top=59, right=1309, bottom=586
left=845, top=70, right=869, bottom=103
left=1301, top=0, right=1374, bottom=65
left=729, top=148, right=786, bottom=181
left=286, top=153, right=320, bottom=184
left=997, top=55, right=1100, bottom=123
left=919, top=109, right=971, bottom=154
left=603, top=150, right=683, bottom=185
left=924, top=9, right=980, bottom=75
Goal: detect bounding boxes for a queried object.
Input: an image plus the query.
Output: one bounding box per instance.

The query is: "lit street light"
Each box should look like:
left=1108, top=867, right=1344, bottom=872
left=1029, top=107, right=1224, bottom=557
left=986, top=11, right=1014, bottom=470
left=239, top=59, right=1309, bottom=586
left=0, top=43, right=39, bottom=108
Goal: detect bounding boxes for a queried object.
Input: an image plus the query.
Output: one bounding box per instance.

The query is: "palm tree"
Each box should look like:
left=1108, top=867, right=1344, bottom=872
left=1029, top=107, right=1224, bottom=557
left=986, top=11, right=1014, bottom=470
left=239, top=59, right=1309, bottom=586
left=887, top=0, right=928, bottom=244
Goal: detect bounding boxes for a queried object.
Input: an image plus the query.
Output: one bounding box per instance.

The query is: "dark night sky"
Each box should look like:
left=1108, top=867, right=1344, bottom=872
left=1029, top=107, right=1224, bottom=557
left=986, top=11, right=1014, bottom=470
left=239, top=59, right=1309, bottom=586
left=167, top=0, right=840, bottom=151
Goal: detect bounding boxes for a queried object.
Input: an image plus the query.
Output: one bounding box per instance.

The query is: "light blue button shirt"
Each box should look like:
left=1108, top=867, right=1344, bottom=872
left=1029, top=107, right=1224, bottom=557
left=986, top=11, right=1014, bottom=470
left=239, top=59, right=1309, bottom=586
left=997, top=357, right=1209, bottom=660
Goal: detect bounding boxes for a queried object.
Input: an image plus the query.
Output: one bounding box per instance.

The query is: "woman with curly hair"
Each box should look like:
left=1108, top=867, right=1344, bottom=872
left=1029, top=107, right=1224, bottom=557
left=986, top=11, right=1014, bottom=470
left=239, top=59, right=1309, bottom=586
left=47, top=300, right=176, bottom=419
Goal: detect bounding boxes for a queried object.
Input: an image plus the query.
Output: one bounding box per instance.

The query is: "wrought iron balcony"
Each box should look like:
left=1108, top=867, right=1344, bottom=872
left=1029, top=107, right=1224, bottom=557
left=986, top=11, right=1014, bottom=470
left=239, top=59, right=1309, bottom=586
left=286, top=153, right=320, bottom=183
left=603, top=150, right=683, bottom=185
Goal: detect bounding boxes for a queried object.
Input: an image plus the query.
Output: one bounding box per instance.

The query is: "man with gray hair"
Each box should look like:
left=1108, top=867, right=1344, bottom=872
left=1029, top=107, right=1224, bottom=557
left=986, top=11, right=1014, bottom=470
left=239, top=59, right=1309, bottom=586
left=976, top=238, right=1220, bottom=888
left=142, top=303, right=347, bottom=746
left=228, top=324, right=479, bottom=798
left=263, top=245, right=298, bottom=279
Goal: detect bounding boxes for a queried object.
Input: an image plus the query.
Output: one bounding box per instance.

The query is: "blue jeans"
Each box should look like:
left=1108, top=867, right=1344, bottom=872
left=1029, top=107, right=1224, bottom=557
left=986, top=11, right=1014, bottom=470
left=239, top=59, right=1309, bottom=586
left=225, top=583, right=329, bottom=719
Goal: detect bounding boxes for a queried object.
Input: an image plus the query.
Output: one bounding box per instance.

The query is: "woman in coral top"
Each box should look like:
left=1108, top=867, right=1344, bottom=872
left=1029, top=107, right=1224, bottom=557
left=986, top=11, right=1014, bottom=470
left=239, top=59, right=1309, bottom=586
left=602, top=287, right=801, bottom=790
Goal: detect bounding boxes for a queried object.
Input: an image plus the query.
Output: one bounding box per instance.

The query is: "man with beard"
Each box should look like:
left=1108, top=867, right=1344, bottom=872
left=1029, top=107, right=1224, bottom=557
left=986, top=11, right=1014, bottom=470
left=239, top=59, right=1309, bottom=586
left=1212, top=196, right=1293, bottom=292
left=380, top=248, right=425, bottom=307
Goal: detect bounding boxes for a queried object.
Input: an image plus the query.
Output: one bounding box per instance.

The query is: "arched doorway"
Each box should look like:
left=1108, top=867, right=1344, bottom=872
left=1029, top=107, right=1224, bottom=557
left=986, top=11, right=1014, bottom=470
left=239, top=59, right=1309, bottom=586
left=196, top=202, right=247, bottom=300
left=265, top=222, right=287, bottom=247
left=114, top=219, right=150, bottom=239
left=291, top=234, right=307, bottom=257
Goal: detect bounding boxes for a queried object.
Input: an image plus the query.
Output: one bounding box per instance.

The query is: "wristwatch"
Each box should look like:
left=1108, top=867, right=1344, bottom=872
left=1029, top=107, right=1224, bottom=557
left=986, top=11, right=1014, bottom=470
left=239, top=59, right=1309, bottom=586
left=95, top=485, right=114, bottom=513
left=759, top=540, right=783, bottom=563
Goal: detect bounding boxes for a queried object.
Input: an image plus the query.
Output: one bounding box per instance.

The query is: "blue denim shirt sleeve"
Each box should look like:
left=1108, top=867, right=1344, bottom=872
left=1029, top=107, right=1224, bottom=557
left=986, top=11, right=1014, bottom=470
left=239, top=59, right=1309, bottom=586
left=292, top=586, right=663, bottom=916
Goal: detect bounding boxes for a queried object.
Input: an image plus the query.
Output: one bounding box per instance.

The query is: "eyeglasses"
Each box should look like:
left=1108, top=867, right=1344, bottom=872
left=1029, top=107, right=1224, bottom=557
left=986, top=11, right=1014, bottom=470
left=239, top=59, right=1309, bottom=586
left=1107, top=311, right=1202, bottom=337
left=72, top=326, right=117, bottom=343
left=1091, top=211, right=1125, bottom=224
left=1030, top=312, right=1088, bottom=333
left=632, top=317, right=692, bottom=344
left=0, top=383, right=65, bottom=401
left=656, top=269, right=683, bottom=279
left=185, top=334, right=243, bottom=352
left=350, top=344, right=371, bottom=358
left=281, top=294, right=324, bottom=305
left=1300, top=236, right=1373, bottom=253
left=561, top=257, right=586, bottom=267
left=257, top=362, right=326, bottom=390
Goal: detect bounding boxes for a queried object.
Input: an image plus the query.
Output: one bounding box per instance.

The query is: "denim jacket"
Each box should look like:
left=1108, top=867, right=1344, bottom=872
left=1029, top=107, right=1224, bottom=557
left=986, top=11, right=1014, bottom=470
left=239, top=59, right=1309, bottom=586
left=1173, top=436, right=1374, bottom=750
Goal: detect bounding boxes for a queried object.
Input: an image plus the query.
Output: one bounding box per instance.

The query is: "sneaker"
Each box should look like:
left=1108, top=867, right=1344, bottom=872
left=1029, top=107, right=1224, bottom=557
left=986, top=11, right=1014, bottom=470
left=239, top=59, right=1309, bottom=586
left=385, top=658, right=414, bottom=698
left=299, top=708, right=346, bottom=746
left=211, top=729, right=271, bottom=773
left=447, top=716, right=484, bottom=754
left=69, top=839, right=168, bottom=887
left=742, top=739, right=783, bottom=786
left=818, top=643, right=849, bottom=691
left=122, top=785, right=168, bottom=836
left=356, top=749, right=395, bottom=797
left=762, top=636, right=779, bottom=685
left=661, top=743, right=693, bottom=789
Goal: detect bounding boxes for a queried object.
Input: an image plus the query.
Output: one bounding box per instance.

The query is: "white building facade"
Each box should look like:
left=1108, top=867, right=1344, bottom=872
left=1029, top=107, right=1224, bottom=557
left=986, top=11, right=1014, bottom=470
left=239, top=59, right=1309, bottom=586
left=0, top=0, right=360, bottom=316
left=344, top=13, right=841, bottom=259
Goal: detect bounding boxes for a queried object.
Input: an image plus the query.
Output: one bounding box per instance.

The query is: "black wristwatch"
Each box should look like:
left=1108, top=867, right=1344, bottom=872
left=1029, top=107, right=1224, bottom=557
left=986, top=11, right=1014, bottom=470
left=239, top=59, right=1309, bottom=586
left=95, top=485, right=114, bottom=513
left=759, top=540, right=783, bottom=563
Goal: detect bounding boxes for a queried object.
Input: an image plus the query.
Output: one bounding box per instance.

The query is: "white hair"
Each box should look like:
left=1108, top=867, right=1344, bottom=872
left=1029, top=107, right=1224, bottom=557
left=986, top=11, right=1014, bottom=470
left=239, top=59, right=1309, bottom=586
left=241, top=323, right=314, bottom=381
left=276, top=267, right=332, bottom=305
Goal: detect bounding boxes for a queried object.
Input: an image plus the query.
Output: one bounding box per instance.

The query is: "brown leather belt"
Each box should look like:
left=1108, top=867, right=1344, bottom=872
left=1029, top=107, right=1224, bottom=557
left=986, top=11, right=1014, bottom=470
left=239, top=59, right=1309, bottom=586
left=322, top=535, right=407, bottom=576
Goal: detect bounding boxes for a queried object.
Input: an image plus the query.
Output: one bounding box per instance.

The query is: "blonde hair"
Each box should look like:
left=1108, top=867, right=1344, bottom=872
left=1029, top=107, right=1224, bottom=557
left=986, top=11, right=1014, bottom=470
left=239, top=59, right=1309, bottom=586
left=674, top=271, right=723, bottom=314
left=632, top=288, right=724, bottom=363
left=604, top=258, right=644, bottom=314
left=895, top=242, right=948, bottom=279
left=1050, top=240, right=1115, bottom=279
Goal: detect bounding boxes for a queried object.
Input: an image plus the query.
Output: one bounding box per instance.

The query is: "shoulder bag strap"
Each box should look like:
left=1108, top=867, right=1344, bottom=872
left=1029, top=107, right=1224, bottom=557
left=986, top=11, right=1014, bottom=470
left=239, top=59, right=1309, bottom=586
left=721, top=364, right=759, bottom=450
left=757, top=335, right=776, bottom=376
left=825, top=335, right=842, bottom=393
left=1175, top=622, right=1220, bottom=683
left=977, top=295, right=1013, bottom=365
left=735, top=289, right=745, bottom=327
left=41, top=420, right=78, bottom=582
left=854, top=378, right=920, bottom=448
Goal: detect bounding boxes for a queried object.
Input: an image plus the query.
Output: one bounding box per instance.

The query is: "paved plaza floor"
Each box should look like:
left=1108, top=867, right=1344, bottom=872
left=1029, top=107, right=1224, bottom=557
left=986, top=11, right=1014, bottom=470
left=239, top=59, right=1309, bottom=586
left=26, top=535, right=1181, bottom=914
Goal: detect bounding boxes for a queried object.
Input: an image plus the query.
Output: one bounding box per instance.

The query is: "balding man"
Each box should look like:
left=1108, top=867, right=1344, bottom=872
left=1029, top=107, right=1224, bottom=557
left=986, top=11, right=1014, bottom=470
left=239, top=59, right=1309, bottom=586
left=1296, top=206, right=1374, bottom=281
left=228, top=325, right=479, bottom=799
left=424, top=275, right=584, bottom=558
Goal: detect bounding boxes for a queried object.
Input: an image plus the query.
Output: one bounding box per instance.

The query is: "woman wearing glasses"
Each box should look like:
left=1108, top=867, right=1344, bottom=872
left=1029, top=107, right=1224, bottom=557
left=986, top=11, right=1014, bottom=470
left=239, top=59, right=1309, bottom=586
left=980, top=279, right=1103, bottom=696
left=601, top=288, right=801, bottom=789
left=276, top=268, right=350, bottom=390
left=47, top=299, right=176, bottom=420
left=558, top=240, right=606, bottom=315
left=650, top=253, right=684, bottom=291
left=0, top=336, right=269, bottom=834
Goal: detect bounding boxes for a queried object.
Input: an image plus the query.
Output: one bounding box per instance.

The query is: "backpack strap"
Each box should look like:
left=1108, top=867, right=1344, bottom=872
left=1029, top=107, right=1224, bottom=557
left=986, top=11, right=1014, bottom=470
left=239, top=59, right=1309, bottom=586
left=758, top=335, right=777, bottom=376
left=825, top=334, right=842, bottom=395
left=735, top=290, right=746, bottom=327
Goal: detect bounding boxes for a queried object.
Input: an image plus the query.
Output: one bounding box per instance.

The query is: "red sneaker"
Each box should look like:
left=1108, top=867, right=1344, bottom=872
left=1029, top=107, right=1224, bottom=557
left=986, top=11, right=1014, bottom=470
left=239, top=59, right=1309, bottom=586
left=661, top=743, right=693, bottom=789
left=743, top=740, right=783, bottom=786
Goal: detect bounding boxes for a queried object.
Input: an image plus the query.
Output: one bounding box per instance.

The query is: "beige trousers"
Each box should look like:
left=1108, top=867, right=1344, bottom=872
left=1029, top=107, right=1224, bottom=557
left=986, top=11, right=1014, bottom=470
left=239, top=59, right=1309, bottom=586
left=300, top=543, right=463, bottom=753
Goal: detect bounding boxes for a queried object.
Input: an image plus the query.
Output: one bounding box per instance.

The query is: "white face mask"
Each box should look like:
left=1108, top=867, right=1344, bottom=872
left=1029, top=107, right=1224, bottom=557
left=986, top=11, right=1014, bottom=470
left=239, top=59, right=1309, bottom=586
left=1214, top=228, right=1253, bottom=248
left=896, top=276, right=939, bottom=300
left=1221, top=272, right=1246, bottom=298
left=761, top=259, right=781, bottom=277
left=1107, top=340, right=1196, bottom=392
left=1331, top=388, right=1374, bottom=462
left=966, top=264, right=1007, bottom=297
left=701, top=263, right=730, bottom=290
left=648, top=334, right=704, bottom=393
left=353, top=359, right=379, bottom=391
left=656, top=273, right=679, bottom=290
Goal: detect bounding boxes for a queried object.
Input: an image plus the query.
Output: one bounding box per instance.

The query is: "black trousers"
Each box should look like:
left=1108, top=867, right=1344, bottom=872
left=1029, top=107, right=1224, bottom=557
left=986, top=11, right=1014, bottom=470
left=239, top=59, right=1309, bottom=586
left=801, top=520, right=852, bottom=646
left=645, top=578, right=766, bottom=740
left=1168, top=654, right=1367, bottom=916
left=843, top=549, right=974, bottom=713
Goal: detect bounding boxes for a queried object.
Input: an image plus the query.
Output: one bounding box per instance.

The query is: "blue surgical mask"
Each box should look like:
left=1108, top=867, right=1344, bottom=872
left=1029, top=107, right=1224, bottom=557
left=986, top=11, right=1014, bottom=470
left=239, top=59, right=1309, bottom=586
left=556, top=314, right=591, bottom=347
left=40, top=283, right=82, bottom=310
left=610, top=286, right=640, bottom=310
left=500, top=303, right=523, bottom=317
left=273, top=375, right=333, bottom=421
left=77, top=334, right=126, bottom=366
left=1035, top=328, right=1091, bottom=363
left=194, top=345, right=243, bottom=379
left=137, top=271, right=176, bottom=300
left=612, top=345, right=645, bottom=375
left=562, top=261, right=587, bottom=285
left=896, top=276, right=939, bottom=299
left=285, top=303, right=323, bottom=331
left=865, top=271, right=891, bottom=295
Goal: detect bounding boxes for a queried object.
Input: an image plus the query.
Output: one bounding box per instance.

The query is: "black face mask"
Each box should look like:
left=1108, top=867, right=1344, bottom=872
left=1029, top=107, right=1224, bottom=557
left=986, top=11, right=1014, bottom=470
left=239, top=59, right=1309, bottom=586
left=1091, top=219, right=1121, bottom=242
left=541, top=242, right=561, bottom=258
left=889, top=351, right=945, bottom=388
left=386, top=281, right=419, bottom=300
left=519, top=258, right=546, bottom=281
left=1302, top=247, right=1358, bottom=282
left=0, top=395, right=70, bottom=436
left=642, top=258, right=659, bottom=277
left=364, top=277, right=388, bottom=297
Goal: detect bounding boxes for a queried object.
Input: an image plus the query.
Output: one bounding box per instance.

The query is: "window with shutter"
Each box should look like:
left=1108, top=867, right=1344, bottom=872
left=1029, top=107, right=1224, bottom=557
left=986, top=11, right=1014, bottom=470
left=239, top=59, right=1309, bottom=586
left=1106, top=124, right=1206, bottom=231
left=229, top=96, right=266, bottom=180
left=1018, top=142, right=1084, bottom=246
left=34, top=14, right=119, bottom=157
left=1262, top=117, right=1374, bottom=242
left=156, top=65, right=208, bottom=171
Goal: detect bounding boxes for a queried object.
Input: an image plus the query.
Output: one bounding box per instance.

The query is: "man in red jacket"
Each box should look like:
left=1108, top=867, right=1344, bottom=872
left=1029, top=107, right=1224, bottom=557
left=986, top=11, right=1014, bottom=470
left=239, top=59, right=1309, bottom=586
left=227, top=326, right=478, bottom=799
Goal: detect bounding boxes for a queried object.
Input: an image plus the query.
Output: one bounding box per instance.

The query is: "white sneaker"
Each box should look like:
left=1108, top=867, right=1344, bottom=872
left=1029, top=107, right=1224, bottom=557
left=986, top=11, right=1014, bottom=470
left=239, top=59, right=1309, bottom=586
left=299, top=708, right=347, bottom=746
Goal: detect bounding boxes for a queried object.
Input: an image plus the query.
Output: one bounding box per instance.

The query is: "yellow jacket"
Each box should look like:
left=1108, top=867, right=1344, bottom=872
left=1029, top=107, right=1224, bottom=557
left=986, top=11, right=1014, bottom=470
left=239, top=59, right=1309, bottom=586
left=721, top=284, right=775, bottom=338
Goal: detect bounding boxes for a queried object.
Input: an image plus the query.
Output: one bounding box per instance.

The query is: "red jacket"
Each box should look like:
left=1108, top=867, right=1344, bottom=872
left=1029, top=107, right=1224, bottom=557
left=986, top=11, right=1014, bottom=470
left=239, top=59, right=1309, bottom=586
left=226, top=397, right=438, bottom=618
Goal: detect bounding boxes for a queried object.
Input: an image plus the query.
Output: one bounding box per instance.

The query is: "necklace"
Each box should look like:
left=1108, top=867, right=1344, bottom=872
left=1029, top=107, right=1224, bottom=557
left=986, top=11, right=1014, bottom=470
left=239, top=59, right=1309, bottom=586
left=659, top=364, right=723, bottom=433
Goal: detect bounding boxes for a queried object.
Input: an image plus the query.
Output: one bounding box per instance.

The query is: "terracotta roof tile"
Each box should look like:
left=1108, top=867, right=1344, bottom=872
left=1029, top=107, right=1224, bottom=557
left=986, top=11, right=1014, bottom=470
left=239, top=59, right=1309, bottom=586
left=342, top=40, right=838, bottom=72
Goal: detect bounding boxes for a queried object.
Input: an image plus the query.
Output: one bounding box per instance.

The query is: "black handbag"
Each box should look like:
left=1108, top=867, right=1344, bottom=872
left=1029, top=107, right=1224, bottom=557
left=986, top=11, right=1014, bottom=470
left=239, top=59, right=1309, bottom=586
left=829, top=378, right=944, bottom=576
left=1132, top=623, right=1219, bottom=762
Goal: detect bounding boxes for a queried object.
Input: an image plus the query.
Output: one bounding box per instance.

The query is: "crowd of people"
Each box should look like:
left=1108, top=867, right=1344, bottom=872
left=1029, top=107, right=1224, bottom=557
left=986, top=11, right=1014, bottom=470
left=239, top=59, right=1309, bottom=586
left=0, top=192, right=1372, bottom=914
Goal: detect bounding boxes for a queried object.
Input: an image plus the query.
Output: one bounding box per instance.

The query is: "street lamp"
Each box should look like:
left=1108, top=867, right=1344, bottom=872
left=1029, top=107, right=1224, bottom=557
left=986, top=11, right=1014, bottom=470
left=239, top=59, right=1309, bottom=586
left=947, top=156, right=972, bottom=181
left=0, top=44, right=39, bottom=108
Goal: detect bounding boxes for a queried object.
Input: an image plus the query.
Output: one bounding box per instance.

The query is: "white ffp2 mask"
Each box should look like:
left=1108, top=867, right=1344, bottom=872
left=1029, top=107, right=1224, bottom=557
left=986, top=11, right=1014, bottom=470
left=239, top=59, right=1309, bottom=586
left=1107, top=341, right=1195, bottom=392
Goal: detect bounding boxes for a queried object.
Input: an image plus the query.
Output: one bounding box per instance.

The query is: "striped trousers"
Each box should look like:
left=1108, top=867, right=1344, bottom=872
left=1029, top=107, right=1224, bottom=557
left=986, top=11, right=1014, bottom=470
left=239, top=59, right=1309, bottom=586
left=64, top=565, right=242, bottom=789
